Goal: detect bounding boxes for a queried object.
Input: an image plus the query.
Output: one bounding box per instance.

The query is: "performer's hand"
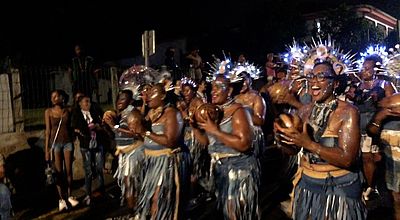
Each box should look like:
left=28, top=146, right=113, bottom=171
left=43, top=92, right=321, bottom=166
left=197, top=114, right=219, bottom=135
left=103, top=114, right=115, bottom=128
left=387, top=107, right=400, bottom=117
left=373, top=107, right=400, bottom=124
left=274, top=121, right=313, bottom=149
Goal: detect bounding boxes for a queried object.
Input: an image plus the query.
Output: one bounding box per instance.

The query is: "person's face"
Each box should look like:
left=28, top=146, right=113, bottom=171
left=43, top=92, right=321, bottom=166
left=191, top=49, right=199, bottom=56
left=182, top=85, right=195, bottom=103
left=148, top=86, right=165, bottom=108
left=238, top=54, right=246, bottom=63
left=289, top=67, right=300, bottom=76
left=307, top=64, right=335, bottom=103
left=128, top=115, right=142, bottom=134
left=74, top=92, right=84, bottom=103
left=75, top=45, right=81, bottom=56
left=141, top=85, right=152, bottom=102
left=51, top=91, right=63, bottom=106
left=211, top=77, right=230, bottom=105
left=240, top=78, right=251, bottom=93
left=198, top=81, right=206, bottom=93
left=360, top=60, right=375, bottom=81
left=174, top=80, right=182, bottom=93
left=276, top=71, right=286, bottom=81
left=116, top=93, right=131, bottom=111
left=345, top=87, right=356, bottom=101
left=79, top=97, right=91, bottom=111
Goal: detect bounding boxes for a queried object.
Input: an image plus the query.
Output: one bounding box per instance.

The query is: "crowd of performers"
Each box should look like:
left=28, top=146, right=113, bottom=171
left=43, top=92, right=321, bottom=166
left=44, top=37, right=400, bottom=220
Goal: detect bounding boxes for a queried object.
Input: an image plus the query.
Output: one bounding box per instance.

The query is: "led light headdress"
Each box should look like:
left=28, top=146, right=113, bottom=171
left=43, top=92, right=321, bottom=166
left=303, top=37, right=357, bottom=77
left=356, top=44, right=388, bottom=76
left=207, top=51, right=261, bottom=83
left=180, top=77, right=197, bottom=89
left=281, top=39, right=308, bottom=78
left=385, top=44, right=400, bottom=81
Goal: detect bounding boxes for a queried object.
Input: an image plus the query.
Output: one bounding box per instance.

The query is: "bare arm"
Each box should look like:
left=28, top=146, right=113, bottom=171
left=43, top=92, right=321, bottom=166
left=44, top=109, right=51, bottom=161
left=252, top=94, right=266, bottom=126
left=192, top=127, right=209, bottom=146
left=308, top=106, right=360, bottom=168
left=384, top=82, right=395, bottom=97
left=367, top=108, right=400, bottom=136
left=199, top=107, right=251, bottom=152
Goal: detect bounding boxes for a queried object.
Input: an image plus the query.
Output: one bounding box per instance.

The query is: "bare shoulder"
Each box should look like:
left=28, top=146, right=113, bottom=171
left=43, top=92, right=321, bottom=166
left=250, top=90, right=263, bottom=100
left=249, top=89, right=260, bottom=96
left=336, top=100, right=359, bottom=120
left=45, top=108, right=52, bottom=116
left=337, top=100, right=358, bottom=114
left=165, top=106, right=178, bottom=115
left=226, top=103, right=244, bottom=116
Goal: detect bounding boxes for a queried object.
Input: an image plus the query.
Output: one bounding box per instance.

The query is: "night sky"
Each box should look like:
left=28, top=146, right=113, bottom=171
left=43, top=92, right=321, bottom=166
left=1, top=0, right=399, bottom=65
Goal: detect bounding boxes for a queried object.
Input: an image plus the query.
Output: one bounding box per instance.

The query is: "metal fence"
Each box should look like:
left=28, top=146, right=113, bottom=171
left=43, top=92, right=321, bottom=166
left=0, top=64, right=130, bottom=132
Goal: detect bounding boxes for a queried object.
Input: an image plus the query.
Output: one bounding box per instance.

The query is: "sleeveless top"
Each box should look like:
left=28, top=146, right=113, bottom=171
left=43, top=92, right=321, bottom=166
left=242, top=105, right=254, bottom=118
left=304, top=136, right=338, bottom=164
left=143, top=111, right=185, bottom=150
left=144, top=123, right=166, bottom=150
left=49, top=111, right=71, bottom=144
left=208, top=116, right=243, bottom=155
left=115, top=105, right=135, bottom=146
left=356, top=83, right=385, bottom=134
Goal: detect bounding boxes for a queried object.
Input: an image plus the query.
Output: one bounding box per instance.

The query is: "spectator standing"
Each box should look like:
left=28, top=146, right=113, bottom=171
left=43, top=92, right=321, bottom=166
left=0, top=154, right=12, bottom=219
left=44, top=89, right=79, bottom=211
left=71, top=44, right=97, bottom=100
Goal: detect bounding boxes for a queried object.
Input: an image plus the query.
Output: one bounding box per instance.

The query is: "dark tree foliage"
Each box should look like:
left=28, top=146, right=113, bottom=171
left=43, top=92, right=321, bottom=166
left=312, top=3, right=388, bottom=53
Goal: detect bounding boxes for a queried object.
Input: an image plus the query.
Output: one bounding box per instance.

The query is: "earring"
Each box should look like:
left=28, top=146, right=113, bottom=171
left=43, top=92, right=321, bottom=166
left=333, top=89, right=338, bottom=97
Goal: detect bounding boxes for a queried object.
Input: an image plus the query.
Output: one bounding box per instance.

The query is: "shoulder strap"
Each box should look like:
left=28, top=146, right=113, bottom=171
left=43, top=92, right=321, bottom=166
left=50, top=116, right=63, bottom=161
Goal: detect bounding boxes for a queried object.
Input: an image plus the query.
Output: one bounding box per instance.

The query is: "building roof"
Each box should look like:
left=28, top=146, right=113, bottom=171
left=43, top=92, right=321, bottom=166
left=303, top=4, right=397, bottom=28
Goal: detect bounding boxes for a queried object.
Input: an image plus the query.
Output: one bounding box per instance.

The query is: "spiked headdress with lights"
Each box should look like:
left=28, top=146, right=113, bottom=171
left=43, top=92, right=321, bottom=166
left=357, top=44, right=400, bottom=86
left=385, top=44, right=400, bottom=83
left=356, top=45, right=388, bottom=77
left=281, top=39, right=308, bottom=77
left=180, top=77, right=198, bottom=89
left=303, top=37, right=357, bottom=77
left=206, top=51, right=261, bottom=83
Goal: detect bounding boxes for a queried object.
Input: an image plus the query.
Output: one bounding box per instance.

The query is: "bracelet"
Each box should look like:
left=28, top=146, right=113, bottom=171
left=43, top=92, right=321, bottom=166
left=370, top=122, right=380, bottom=128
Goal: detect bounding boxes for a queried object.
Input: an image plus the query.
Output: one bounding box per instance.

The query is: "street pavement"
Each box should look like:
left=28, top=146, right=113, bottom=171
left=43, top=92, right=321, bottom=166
left=9, top=147, right=399, bottom=220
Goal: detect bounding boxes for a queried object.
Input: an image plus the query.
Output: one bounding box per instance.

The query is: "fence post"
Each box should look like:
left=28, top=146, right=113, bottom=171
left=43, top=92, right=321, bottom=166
left=110, top=66, right=119, bottom=108
left=11, top=68, right=24, bottom=133
left=0, top=73, right=14, bottom=133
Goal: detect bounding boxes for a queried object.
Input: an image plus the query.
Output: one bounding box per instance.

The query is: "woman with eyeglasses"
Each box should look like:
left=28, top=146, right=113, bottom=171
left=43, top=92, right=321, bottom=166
left=275, top=61, right=366, bottom=219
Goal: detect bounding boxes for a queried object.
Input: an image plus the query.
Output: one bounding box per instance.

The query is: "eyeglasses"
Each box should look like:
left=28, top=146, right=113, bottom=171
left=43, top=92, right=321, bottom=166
left=305, top=72, right=335, bottom=82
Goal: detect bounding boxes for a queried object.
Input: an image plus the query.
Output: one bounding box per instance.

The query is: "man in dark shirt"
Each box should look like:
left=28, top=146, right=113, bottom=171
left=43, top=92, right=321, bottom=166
left=71, top=44, right=97, bottom=100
